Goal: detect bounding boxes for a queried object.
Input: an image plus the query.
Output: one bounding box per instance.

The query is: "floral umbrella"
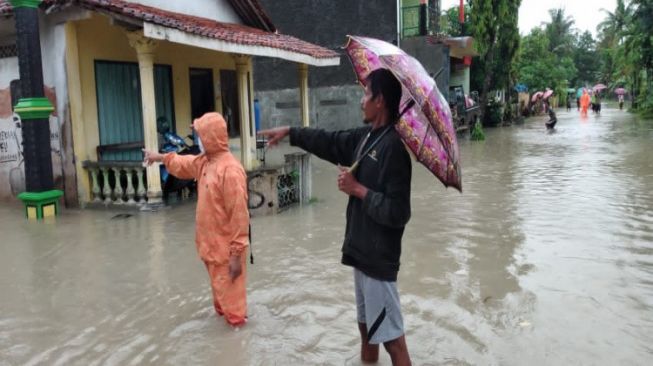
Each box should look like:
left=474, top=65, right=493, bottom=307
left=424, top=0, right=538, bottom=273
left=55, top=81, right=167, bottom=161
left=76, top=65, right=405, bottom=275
left=543, top=89, right=554, bottom=99
left=531, top=91, right=544, bottom=102
left=344, top=35, right=461, bottom=191
left=614, top=88, right=627, bottom=95
left=593, top=83, right=608, bottom=91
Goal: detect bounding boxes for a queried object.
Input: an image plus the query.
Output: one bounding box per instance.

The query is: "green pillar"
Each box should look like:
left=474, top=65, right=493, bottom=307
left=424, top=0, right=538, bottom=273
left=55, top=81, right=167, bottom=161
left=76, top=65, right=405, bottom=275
left=10, top=0, right=63, bottom=219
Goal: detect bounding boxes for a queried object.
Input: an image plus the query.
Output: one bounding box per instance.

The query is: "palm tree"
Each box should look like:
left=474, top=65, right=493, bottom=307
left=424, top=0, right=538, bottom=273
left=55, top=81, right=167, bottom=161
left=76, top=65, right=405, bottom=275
left=601, top=0, right=653, bottom=111
left=628, top=0, right=653, bottom=107
left=597, top=0, right=631, bottom=47
left=544, top=8, right=576, bottom=58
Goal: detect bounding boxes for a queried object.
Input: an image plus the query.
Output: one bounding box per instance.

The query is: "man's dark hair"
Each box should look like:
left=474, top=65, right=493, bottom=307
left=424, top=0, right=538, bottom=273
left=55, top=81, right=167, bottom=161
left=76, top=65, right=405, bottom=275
left=366, top=68, right=402, bottom=124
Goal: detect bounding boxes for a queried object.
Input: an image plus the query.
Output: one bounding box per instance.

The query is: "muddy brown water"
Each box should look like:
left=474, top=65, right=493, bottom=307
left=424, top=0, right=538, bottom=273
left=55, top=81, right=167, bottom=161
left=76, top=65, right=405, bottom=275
left=1, top=107, right=652, bottom=365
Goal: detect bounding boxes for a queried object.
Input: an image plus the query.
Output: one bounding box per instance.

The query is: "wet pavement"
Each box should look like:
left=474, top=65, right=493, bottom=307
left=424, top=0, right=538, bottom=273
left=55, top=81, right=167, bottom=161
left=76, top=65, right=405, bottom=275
left=1, top=107, right=652, bottom=365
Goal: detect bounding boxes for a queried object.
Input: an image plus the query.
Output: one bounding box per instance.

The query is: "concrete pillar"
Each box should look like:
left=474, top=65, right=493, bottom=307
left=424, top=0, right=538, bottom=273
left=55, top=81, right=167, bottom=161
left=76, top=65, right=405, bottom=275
left=127, top=31, right=162, bottom=204
left=234, top=54, right=255, bottom=170
left=10, top=0, right=54, bottom=193
left=64, top=22, right=90, bottom=205
left=298, top=63, right=310, bottom=127
left=10, top=0, right=64, bottom=219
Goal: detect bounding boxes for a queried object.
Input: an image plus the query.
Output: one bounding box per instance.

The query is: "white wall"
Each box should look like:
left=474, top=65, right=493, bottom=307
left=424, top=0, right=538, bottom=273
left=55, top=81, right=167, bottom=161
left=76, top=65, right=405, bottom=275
left=41, top=18, right=70, bottom=193
left=129, top=0, right=242, bottom=24
left=0, top=14, right=69, bottom=201
left=0, top=57, right=22, bottom=199
left=0, top=57, right=18, bottom=86
left=450, top=66, right=470, bottom=95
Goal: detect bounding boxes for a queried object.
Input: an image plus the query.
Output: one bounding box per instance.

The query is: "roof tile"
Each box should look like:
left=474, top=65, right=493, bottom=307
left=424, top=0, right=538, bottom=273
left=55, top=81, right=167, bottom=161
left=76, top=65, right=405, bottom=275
left=0, top=0, right=339, bottom=60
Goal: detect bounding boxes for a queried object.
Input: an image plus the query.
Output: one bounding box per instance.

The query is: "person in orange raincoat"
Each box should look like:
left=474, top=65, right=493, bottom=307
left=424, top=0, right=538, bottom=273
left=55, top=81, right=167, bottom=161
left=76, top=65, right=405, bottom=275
left=143, top=112, right=249, bottom=327
left=580, top=89, right=591, bottom=116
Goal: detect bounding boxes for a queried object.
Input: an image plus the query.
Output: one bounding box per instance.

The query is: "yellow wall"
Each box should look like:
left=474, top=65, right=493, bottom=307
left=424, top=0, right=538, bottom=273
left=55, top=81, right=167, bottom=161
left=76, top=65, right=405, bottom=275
left=73, top=13, right=235, bottom=163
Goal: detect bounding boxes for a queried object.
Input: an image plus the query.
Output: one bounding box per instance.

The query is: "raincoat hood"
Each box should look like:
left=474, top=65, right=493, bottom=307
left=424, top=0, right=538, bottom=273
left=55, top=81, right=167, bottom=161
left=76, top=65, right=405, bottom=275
left=194, top=112, right=230, bottom=155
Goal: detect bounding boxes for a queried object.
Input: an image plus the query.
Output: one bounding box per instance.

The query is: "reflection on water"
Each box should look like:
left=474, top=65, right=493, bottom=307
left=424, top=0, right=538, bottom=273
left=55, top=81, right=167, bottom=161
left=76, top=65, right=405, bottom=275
left=0, top=108, right=652, bottom=365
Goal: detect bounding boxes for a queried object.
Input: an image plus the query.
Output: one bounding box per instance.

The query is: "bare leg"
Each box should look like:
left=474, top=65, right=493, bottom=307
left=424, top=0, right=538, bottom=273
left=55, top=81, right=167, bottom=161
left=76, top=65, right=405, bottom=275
left=358, top=322, right=379, bottom=363
left=383, top=335, right=411, bottom=366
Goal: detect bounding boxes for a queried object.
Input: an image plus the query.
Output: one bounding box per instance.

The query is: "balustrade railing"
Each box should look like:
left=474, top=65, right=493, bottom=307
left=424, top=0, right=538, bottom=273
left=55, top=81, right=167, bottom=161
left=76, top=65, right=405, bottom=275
left=81, top=152, right=312, bottom=212
left=82, top=161, right=148, bottom=206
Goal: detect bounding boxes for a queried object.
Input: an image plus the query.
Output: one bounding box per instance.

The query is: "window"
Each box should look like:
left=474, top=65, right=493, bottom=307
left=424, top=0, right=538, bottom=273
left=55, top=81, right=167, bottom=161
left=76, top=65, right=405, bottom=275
left=95, top=61, right=174, bottom=161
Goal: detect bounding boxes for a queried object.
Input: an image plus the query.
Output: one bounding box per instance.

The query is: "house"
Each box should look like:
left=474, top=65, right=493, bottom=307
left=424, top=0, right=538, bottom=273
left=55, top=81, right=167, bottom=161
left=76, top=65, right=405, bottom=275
left=0, top=0, right=339, bottom=209
left=253, top=0, right=399, bottom=132
left=401, top=0, right=477, bottom=98
left=253, top=0, right=473, bottom=132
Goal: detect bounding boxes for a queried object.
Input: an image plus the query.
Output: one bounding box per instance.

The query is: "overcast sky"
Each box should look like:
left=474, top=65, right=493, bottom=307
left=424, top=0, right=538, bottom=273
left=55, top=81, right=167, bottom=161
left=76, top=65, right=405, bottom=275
left=440, top=0, right=617, bottom=37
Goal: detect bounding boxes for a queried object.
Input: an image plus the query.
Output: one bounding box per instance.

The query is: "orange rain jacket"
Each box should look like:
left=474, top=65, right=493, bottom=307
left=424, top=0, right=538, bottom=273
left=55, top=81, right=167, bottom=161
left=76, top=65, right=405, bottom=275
left=580, top=91, right=591, bottom=110
left=163, top=112, right=249, bottom=262
left=163, top=112, right=249, bottom=325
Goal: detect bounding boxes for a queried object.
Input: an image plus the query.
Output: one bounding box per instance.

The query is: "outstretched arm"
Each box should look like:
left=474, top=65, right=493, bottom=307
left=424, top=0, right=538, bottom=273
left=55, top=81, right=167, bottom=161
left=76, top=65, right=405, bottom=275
left=258, top=126, right=367, bottom=167
left=257, top=126, right=290, bottom=147
left=142, top=148, right=199, bottom=180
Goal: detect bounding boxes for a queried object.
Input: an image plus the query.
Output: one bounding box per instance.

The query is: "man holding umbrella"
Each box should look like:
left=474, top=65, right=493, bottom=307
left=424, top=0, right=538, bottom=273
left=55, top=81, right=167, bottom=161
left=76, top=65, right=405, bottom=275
left=259, top=68, right=413, bottom=365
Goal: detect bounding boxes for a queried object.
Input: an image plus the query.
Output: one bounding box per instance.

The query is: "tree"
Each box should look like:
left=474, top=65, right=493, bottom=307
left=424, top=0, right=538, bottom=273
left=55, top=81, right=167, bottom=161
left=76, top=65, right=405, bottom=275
left=597, top=0, right=653, bottom=113
left=516, top=28, right=577, bottom=99
left=597, top=0, right=630, bottom=47
left=469, top=0, right=521, bottom=124
left=440, top=4, right=470, bottom=36
left=544, top=8, right=576, bottom=58
left=627, top=0, right=653, bottom=112
left=596, top=0, right=632, bottom=88
left=572, top=31, right=600, bottom=86
left=598, top=0, right=653, bottom=115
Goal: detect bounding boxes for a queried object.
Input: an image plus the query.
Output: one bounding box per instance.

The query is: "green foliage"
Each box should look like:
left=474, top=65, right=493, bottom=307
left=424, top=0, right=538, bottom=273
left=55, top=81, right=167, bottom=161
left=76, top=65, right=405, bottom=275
left=544, top=8, right=576, bottom=59
left=595, top=0, right=653, bottom=115
left=485, top=99, right=504, bottom=127
left=440, top=4, right=470, bottom=36
left=598, top=0, right=630, bottom=48
left=516, top=29, right=577, bottom=93
left=573, top=31, right=601, bottom=86
left=470, top=120, right=486, bottom=141
left=516, top=7, right=616, bottom=99
left=469, top=0, right=522, bottom=122
left=515, top=7, right=580, bottom=96
left=290, top=170, right=299, bottom=182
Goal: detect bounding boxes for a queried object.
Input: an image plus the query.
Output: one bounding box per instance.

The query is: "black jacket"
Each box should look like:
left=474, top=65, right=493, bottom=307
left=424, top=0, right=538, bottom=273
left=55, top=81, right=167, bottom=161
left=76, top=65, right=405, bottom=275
left=290, top=125, right=411, bottom=281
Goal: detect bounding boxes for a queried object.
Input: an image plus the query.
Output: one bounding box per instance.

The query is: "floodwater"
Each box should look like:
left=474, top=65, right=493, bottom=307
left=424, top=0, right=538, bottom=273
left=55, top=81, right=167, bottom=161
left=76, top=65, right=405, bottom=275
left=1, top=107, right=652, bottom=365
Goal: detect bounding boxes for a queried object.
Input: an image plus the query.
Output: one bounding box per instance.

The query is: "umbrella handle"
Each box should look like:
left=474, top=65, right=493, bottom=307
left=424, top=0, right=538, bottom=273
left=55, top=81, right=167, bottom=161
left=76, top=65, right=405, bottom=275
left=348, top=160, right=360, bottom=173
left=347, top=125, right=393, bottom=174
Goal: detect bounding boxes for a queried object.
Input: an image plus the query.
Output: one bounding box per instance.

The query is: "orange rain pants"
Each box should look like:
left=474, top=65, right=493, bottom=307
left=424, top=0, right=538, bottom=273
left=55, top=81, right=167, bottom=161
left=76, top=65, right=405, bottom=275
left=163, top=112, right=249, bottom=326
left=205, top=256, right=247, bottom=326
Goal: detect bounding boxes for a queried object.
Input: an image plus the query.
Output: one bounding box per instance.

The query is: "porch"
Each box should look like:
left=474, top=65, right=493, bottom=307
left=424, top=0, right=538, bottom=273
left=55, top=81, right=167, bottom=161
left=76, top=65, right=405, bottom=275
left=81, top=148, right=312, bottom=218
left=57, top=2, right=338, bottom=211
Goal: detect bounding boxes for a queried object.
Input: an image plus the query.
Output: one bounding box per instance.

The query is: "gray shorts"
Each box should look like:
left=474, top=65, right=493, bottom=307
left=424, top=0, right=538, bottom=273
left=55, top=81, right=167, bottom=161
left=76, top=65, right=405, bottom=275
left=354, top=268, right=405, bottom=344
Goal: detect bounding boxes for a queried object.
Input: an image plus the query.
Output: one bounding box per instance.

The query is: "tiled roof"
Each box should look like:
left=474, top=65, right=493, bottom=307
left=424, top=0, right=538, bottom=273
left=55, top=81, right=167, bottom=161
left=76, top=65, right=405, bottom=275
left=0, top=0, right=339, bottom=60
left=226, top=0, right=275, bottom=32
